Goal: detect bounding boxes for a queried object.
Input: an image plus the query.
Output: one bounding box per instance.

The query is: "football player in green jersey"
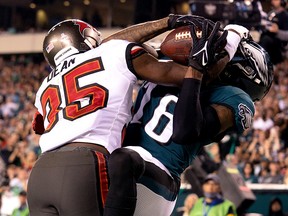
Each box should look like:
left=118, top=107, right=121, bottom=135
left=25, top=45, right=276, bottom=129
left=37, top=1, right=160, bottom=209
left=103, top=28, right=273, bottom=216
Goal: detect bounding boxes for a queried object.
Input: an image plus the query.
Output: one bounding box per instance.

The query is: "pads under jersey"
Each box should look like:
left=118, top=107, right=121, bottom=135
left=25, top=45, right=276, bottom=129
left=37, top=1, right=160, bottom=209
left=35, top=40, right=142, bottom=153
left=123, top=82, right=255, bottom=177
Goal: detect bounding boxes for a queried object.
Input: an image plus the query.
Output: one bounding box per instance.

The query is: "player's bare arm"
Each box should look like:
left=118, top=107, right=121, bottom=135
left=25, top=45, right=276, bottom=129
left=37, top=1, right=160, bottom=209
left=211, top=104, right=234, bottom=133
left=131, top=19, right=230, bottom=87
left=103, top=17, right=170, bottom=43
left=132, top=52, right=188, bottom=86
left=102, top=14, right=212, bottom=44
left=132, top=51, right=230, bottom=88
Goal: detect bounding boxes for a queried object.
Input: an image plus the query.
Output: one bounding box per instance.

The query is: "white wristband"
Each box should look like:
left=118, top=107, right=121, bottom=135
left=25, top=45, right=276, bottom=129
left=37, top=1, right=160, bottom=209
left=224, top=30, right=241, bottom=60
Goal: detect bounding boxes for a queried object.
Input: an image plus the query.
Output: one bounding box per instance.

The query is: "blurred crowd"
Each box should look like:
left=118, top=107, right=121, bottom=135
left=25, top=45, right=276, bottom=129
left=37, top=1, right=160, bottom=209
left=0, top=55, right=49, bottom=215
left=0, top=54, right=288, bottom=215
left=228, top=59, right=288, bottom=185
left=202, top=60, right=288, bottom=186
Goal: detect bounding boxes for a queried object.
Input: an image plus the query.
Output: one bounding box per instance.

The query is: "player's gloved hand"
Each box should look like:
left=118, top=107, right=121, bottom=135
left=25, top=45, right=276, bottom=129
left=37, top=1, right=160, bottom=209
left=32, top=111, right=45, bottom=135
left=168, top=14, right=216, bottom=30
left=188, top=20, right=228, bottom=73
left=223, top=24, right=250, bottom=60
left=167, top=14, right=182, bottom=29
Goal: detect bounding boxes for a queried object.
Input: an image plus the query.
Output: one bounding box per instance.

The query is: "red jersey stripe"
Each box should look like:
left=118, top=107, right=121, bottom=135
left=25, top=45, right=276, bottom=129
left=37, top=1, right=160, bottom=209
left=130, top=46, right=146, bottom=59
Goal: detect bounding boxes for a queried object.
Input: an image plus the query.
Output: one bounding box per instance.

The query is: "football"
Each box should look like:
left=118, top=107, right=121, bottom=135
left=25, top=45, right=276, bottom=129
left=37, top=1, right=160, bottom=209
left=160, top=25, right=195, bottom=65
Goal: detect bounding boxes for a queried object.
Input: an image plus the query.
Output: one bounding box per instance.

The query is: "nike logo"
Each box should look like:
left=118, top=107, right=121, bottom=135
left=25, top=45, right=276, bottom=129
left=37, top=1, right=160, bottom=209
left=193, top=41, right=208, bottom=66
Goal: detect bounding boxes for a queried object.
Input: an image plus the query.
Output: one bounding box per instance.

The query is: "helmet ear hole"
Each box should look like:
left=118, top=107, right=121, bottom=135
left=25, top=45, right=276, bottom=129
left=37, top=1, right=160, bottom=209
left=83, top=28, right=102, bottom=47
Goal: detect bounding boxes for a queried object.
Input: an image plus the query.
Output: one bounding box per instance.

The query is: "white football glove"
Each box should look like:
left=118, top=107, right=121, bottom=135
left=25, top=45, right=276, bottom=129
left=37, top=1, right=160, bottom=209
left=223, top=24, right=249, bottom=60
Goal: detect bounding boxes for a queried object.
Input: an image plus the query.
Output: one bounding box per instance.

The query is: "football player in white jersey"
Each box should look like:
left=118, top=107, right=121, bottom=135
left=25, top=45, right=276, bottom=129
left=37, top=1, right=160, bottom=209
left=27, top=16, right=230, bottom=216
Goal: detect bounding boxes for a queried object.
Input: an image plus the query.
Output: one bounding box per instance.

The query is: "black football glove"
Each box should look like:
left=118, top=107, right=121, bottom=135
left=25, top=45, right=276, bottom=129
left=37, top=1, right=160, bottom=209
left=188, top=20, right=228, bottom=73
left=168, top=14, right=217, bottom=31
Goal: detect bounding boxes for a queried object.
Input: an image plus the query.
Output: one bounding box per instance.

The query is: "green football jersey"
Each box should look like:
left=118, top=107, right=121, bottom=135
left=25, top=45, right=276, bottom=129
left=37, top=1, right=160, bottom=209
left=123, top=82, right=254, bottom=178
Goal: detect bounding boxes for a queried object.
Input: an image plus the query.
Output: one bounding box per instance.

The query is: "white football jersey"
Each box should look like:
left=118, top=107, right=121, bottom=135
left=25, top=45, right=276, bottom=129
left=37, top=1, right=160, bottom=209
left=35, top=40, right=142, bottom=153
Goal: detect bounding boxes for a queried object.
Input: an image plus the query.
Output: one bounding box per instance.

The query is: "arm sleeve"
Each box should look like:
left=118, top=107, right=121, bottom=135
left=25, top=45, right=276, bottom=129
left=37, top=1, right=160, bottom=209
left=172, top=78, right=221, bottom=145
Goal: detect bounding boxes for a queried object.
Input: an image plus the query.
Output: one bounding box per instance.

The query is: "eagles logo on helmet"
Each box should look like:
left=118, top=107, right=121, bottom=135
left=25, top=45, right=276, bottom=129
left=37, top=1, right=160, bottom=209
left=218, top=39, right=274, bottom=101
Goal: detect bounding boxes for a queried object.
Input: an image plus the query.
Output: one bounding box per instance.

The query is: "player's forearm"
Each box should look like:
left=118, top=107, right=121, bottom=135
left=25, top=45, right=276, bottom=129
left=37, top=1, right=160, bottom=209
left=172, top=75, right=203, bottom=144
left=184, top=66, right=203, bottom=80
left=103, top=17, right=169, bottom=43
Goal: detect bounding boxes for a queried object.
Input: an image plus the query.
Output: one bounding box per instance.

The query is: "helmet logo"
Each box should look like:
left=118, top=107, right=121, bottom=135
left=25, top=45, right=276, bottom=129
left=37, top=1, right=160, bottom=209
left=74, top=20, right=92, bottom=37
left=243, top=42, right=269, bottom=85
left=238, top=103, right=253, bottom=130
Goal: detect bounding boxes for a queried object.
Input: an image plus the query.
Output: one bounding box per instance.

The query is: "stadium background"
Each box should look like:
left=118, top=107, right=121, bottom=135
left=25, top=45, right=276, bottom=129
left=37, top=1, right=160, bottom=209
left=0, top=0, right=288, bottom=215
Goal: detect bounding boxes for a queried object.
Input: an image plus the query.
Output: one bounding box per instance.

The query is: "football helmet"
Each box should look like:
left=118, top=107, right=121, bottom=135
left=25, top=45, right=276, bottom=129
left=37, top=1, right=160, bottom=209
left=219, top=39, right=274, bottom=101
left=43, top=19, right=102, bottom=69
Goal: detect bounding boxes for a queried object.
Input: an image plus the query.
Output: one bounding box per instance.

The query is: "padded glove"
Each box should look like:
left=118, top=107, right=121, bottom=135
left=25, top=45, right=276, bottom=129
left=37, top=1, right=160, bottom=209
left=188, top=20, right=228, bottom=73
left=168, top=14, right=216, bottom=30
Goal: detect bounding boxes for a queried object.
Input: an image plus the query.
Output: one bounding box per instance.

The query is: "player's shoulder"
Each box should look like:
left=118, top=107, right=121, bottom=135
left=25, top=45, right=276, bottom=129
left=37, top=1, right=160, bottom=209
left=98, top=39, right=144, bottom=58
left=208, top=85, right=255, bottom=133
left=208, top=85, right=254, bottom=110
left=100, top=39, right=135, bottom=48
left=209, top=85, right=250, bottom=98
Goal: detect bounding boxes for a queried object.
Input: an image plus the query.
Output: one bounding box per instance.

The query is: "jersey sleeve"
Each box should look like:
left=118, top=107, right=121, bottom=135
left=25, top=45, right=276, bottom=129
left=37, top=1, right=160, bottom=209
left=208, top=85, right=255, bottom=134
left=125, top=43, right=147, bottom=79
left=100, top=39, right=147, bottom=80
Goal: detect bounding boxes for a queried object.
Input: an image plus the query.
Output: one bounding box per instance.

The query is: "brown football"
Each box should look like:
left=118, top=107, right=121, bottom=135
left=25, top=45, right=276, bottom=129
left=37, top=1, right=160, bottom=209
left=160, top=25, right=195, bottom=65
